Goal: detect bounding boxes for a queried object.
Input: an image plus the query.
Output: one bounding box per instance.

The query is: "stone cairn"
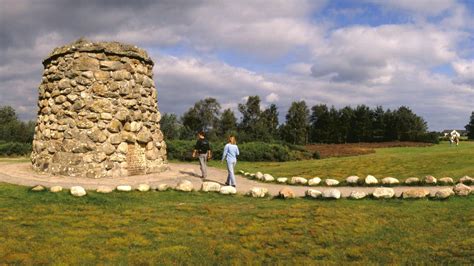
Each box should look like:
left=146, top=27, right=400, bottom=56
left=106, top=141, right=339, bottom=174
left=31, top=39, right=167, bottom=178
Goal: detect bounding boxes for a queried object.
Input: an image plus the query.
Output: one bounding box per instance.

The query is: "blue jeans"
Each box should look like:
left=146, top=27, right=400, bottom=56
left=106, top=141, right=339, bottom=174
left=226, top=160, right=237, bottom=186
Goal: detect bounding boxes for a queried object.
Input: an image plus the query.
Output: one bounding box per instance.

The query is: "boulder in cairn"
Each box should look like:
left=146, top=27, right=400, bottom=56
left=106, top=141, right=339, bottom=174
left=31, top=185, right=46, bottom=192
left=263, top=174, right=275, bottom=182
left=325, top=179, right=339, bottom=186
left=276, top=177, right=288, bottom=183
left=117, top=185, right=132, bottom=192
left=459, top=175, right=473, bottom=184
left=137, top=184, right=150, bottom=192
left=438, top=177, right=454, bottom=185
left=322, top=189, right=341, bottom=199
left=435, top=188, right=454, bottom=199
left=372, top=187, right=395, bottom=199
left=96, top=186, right=114, bottom=193
left=248, top=187, right=268, bottom=198
left=424, top=175, right=437, bottom=185
left=156, top=184, right=169, bottom=191
left=405, top=177, right=420, bottom=185
left=381, top=177, right=399, bottom=185
left=70, top=186, right=87, bottom=197
left=308, top=177, right=321, bottom=186
left=365, top=175, right=378, bottom=185
left=402, top=188, right=430, bottom=199
left=255, top=172, right=264, bottom=180
left=345, top=176, right=359, bottom=185
left=349, top=191, right=367, bottom=199
left=453, top=183, right=471, bottom=196
left=306, top=189, right=322, bottom=198
left=220, top=186, right=237, bottom=195
left=50, top=186, right=63, bottom=193
left=279, top=187, right=295, bottom=199
left=201, top=181, right=221, bottom=192
left=290, top=176, right=308, bottom=185
left=175, top=180, right=193, bottom=192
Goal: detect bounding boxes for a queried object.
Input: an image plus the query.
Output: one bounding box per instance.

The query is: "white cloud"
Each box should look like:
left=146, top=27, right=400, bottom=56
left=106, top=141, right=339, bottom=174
left=152, top=54, right=287, bottom=115
left=265, top=93, right=279, bottom=103
left=310, top=24, right=459, bottom=84
left=285, top=63, right=312, bottom=75
left=0, top=0, right=473, bottom=132
left=452, top=59, right=474, bottom=86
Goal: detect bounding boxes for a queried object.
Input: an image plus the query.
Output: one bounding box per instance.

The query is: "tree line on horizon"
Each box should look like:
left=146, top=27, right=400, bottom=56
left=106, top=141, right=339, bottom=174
left=160, top=95, right=463, bottom=145
left=0, top=100, right=473, bottom=156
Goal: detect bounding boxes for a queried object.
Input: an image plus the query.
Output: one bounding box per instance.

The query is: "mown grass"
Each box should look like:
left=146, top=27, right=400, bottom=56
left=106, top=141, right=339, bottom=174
left=208, top=142, right=474, bottom=181
left=1, top=183, right=473, bottom=264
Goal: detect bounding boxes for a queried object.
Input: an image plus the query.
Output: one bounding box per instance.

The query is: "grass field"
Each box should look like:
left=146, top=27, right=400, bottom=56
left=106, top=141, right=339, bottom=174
left=209, top=141, right=474, bottom=182
left=1, top=183, right=473, bottom=264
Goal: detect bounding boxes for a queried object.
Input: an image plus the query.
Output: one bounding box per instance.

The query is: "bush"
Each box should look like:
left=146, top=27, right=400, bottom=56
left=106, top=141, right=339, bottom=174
left=166, top=140, right=195, bottom=161
left=0, top=142, right=32, bottom=156
left=312, top=151, right=321, bottom=159
left=237, top=142, right=290, bottom=162
left=166, top=140, right=314, bottom=162
left=413, top=132, right=440, bottom=144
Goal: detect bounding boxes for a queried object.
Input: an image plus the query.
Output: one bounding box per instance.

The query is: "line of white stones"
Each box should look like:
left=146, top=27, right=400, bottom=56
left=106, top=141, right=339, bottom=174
left=240, top=170, right=474, bottom=187
left=29, top=180, right=472, bottom=200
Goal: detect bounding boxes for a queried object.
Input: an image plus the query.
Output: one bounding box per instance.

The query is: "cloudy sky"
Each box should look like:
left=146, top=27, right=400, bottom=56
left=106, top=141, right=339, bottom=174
left=1, top=0, right=473, bottom=130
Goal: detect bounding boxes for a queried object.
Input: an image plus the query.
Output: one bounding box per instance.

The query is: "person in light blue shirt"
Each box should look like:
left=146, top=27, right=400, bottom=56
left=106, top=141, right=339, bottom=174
left=222, top=135, right=239, bottom=187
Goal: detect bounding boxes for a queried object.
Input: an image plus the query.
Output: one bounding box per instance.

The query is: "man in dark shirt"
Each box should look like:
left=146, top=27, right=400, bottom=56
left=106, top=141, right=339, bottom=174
left=192, top=131, right=212, bottom=179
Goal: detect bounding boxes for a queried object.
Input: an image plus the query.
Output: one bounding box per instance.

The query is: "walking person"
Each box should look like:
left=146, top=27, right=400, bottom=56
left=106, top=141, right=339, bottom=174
left=192, top=131, right=211, bottom=179
left=222, top=135, right=239, bottom=187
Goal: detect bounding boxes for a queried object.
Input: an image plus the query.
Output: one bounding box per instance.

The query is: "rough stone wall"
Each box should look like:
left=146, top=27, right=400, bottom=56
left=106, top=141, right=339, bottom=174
left=31, top=39, right=167, bottom=178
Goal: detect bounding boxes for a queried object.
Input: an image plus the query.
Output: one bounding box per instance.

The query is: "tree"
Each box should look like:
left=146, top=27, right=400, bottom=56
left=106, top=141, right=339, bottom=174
left=281, top=101, right=310, bottom=145
left=383, top=109, right=398, bottom=141
left=465, top=111, right=474, bottom=140
left=238, top=96, right=261, bottom=131
left=309, top=104, right=330, bottom=143
left=160, top=113, right=180, bottom=140
left=338, top=106, right=354, bottom=143
left=0, top=105, right=35, bottom=143
left=261, top=104, right=279, bottom=140
left=0, top=106, right=17, bottom=124
left=237, top=96, right=270, bottom=141
left=349, top=105, right=373, bottom=142
left=219, top=109, right=237, bottom=137
left=181, top=98, right=221, bottom=139
left=395, top=106, right=427, bottom=141
left=372, top=106, right=385, bottom=141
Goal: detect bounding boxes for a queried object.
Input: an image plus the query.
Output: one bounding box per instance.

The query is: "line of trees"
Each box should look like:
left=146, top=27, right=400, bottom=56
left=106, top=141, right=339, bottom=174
left=0, top=106, right=35, bottom=155
left=466, top=111, right=474, bottom=140
left=0, top=106, right=35, bottom=143
left=161, top=96, right=438, bottom=145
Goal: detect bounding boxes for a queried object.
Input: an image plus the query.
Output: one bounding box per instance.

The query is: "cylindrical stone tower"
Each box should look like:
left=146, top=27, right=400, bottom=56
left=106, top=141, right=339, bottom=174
left=31, top=39, right=167, bottom=178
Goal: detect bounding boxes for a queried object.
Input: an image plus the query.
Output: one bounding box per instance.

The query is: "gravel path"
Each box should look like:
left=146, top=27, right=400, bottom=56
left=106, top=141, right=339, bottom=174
left=0, top=162, right=471, bottom=197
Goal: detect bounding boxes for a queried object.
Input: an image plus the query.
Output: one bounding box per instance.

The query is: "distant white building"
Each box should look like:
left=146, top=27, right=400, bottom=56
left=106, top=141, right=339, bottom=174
left=441, top=129, right=467, bottom=137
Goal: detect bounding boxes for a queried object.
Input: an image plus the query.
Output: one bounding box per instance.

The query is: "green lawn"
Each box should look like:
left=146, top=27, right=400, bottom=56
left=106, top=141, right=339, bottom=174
left=209, top=142, right=474, bottom=181
left=0, top=183, right=473, bottom=264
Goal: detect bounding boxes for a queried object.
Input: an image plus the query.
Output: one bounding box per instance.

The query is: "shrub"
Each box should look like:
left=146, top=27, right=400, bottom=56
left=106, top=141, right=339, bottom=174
left=413, top=132, right=439, bottom=144
left=166, top=140, right=313, bottom=162
left=312, top=151, right=321, bottom=160
left=166, top=140, right=195, bottom=161
left=0, top=142, right=32, bottom=156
